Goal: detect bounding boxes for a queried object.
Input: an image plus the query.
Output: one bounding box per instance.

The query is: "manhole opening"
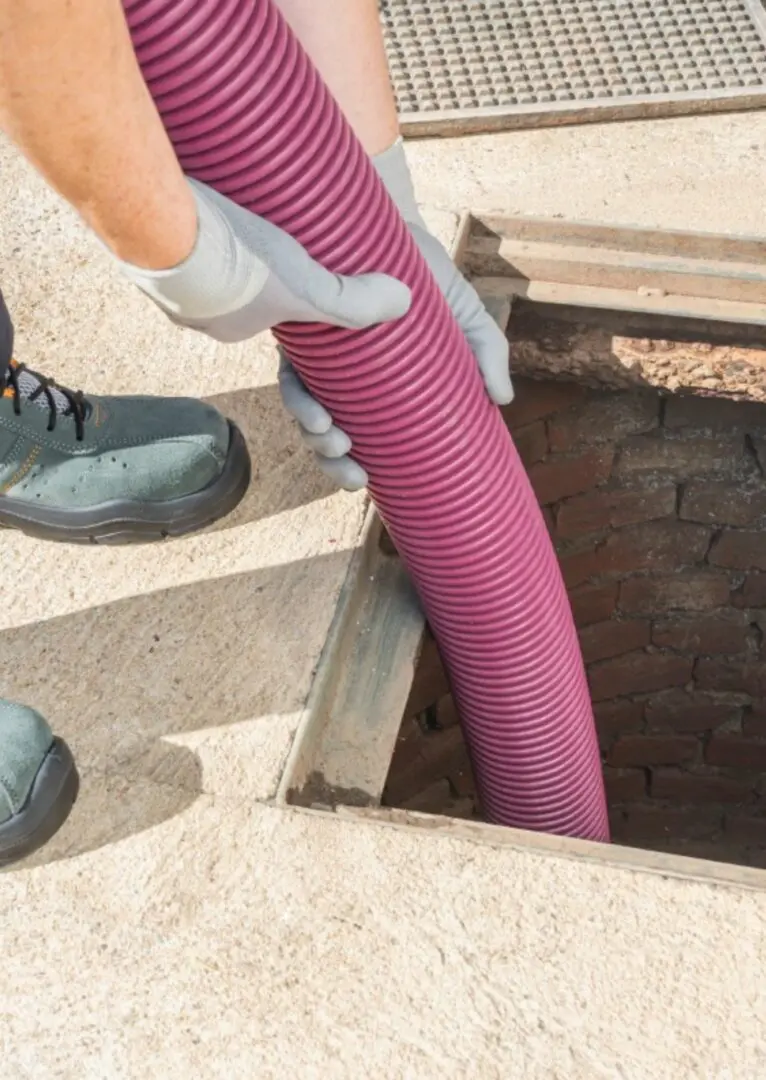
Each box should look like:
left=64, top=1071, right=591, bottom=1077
left=382, top=313, right=766, bottom=869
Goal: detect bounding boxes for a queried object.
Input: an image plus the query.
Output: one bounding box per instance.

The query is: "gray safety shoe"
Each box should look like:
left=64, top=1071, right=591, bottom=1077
left=0, top=358, right=250, bottom=543
left=0, top=699, right=78, bottom=868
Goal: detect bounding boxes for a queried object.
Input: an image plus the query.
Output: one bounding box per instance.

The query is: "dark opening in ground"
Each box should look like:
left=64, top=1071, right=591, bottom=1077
left=382, top=369, right=766, bottom=869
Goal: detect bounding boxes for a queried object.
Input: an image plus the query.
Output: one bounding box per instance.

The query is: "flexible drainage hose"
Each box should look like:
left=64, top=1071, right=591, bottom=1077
left=124, top=0, right=609, bottom=841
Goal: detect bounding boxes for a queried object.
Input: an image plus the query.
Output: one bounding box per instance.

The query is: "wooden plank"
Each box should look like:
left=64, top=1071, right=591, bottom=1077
left=465, top=240, right=766, bottom=306
left=277, top=506, right=425, bottom=809
left=474, top=275, right=766, bottom=327
left=333, top=805, right=766, bottom=894
left=469, top=214, right=766, bottom=266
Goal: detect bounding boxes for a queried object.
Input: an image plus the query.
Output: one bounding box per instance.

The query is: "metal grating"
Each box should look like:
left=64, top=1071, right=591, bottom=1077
left=381, top=0, right=766, bottom=134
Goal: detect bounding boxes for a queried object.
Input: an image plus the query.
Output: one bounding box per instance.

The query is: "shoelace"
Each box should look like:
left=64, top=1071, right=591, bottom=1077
left=3, top=360, right=89, bottom=442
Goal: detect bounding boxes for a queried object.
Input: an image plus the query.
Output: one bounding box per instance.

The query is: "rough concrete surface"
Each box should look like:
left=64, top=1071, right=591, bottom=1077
left=0, top=140, right=369, bottom=811
left=3, top=801, right=766, bottom=1079
left=2, top=114, right=766, bottom=1078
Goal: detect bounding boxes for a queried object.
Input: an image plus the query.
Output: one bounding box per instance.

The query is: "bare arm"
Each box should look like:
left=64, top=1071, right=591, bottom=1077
left=275, top=0, right=399, bottom=156
left=0, top=0, right=196, bottom=269
left=274, top=0, right=514, bottom=487
left=0, top=0, right=395, bottom=267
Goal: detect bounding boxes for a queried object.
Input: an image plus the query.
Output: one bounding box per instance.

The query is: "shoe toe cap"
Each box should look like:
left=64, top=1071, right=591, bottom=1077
left=0, top=701, right=54, bottom=822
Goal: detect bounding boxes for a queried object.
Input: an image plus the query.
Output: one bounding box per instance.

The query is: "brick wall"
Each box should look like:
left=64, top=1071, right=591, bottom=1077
left=382, top=377, right=766, bottom=868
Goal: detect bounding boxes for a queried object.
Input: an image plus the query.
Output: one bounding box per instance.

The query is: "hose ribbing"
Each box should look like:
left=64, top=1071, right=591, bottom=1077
left=124, top=0, right=609, bottom=839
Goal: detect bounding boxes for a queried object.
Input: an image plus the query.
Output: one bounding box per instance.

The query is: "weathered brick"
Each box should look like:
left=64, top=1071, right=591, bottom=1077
left=557, top=485, right=677, bottom=539
left=611, top=804, right=721, bottom=842
left=706, top=735, right=766, bottom=770
left=379, top=527, right=398, bottom=556
left=645, top=689, right=742, bottom=733
left=387, top=715, right=424, bottom=763
left=400, top=779, right=452, bottom=813
left=615, top=434, right=745, bottom=480
left=560, top=523, right=710, bottom=592
left=579, top=619, right=651, bottom=664
left=441, top=796, right=477, bottom=820
left=709, top=530, right=766, bottom=572
left=449, top=760, right=477, bottom=798
left=548, top=392, right=659, bottom=452
left=528, top=449, right=614, bottom=506
left=591, top=521, right=711, bottom=578
left=665, top=394, right=766, bottom=432
left=513, top=421, right=548, bottom=467
left=560, top=546, right=601, bottom=589
left=603, top=766, right=646, bottom=802
left=679, top=481, right=766, bottom=527
left=589, top=651, right=693, bottom=702
left=608, top=734, right=697, bottom=767
left=743, top=704, right=766, bottom=738
left=696, top=658, right=766, bottom=698
left=648, top=838, right=739, bottom=862
left=594, top=699, right=644, bottom=748
left=750, top=610, right=766, bottom=642
left=434, top=695, right=461, bottom=730
left=501, top=377, right=586, bottom=430
left=405, top=634, right=447, bottom=716
left=651, top=768, right=754, bottom=804
left=755, top=440, right=766, bottom=477
left=651, top=612, right=751, bottom=656
left=619, top=571, right=731, bottom=614
left=569, top=583, right=618, bottom=627
left=725, top=814, right=766, bottom=847
left=559, top=519, right=706, bottom=584
left=384, top=724, right=467, bottom=805
left=741, top=573, right=766, bottom=607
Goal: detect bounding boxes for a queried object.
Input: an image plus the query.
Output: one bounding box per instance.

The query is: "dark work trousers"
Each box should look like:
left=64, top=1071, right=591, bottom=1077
left=0, top=291, right=12, bottom=382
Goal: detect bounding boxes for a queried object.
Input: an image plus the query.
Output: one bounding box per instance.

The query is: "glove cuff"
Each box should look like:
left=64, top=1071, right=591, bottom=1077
left=372, top=138, right=427, bottom=230
left=117, top=178, right=269, bottom=321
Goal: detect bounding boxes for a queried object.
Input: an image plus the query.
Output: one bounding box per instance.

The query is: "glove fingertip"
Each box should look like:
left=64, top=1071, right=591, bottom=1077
left=315, top=453, right=369, bottom=492
left=468, top=325, right=513, bottom=406
left=302, top=425, right=352, bottom=458
left=281, top=385, right=331, bottom=434
left=300, top=405, right=334, bottom=436
left=493, top=383, right=515, bottom=407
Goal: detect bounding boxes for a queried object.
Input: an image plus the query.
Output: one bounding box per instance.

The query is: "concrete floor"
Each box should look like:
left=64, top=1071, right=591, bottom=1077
left=2, top=112, right=766, bottom=1078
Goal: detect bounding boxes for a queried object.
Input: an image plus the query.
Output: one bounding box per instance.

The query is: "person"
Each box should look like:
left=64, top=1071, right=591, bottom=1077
left=0, top=0, right=512, bottom=867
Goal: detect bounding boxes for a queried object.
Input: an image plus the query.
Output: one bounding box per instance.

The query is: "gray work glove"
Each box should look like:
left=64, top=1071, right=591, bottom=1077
left=279, top=138, right=514, bottom=491
left=119, top=177, right=412, bottom=342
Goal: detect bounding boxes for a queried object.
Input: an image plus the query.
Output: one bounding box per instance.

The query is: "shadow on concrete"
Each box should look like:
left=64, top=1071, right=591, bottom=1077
left=2, top=550, right=352, bottom=868
left=202, top=385, right=339, bottom=531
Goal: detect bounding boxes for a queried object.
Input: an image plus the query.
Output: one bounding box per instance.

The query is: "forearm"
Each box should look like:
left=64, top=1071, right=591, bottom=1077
left=0, top=0, right=196, bottom=269
left=274, top=0, right=399, bottom=156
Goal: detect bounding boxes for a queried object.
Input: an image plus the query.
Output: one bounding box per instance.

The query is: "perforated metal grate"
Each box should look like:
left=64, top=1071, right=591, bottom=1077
left=381, top=0, right=766, bottom=133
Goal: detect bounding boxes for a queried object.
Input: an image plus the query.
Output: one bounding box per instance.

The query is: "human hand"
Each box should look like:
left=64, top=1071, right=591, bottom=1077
left=279, top=139, right=513, bottom=492
left=119, top=177, right=412, bottom=342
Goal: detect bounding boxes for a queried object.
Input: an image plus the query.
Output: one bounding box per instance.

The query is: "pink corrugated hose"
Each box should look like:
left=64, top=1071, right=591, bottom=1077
left=124, top=0, right=609, bottom=840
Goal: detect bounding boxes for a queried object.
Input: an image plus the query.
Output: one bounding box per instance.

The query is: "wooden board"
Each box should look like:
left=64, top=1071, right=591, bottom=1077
left=277, top=507, right=425, bottom=809
left=465, top=214, right=766, bottom=323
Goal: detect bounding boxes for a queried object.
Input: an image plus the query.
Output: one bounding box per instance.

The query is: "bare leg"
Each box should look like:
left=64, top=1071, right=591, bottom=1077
left=274, top=0, right=399, bottom=155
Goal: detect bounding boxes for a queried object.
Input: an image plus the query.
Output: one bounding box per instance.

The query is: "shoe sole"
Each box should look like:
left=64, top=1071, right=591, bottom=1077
left=0, top=737, right=79, bottom=869
left=0, top=421, right=251, bottom=545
